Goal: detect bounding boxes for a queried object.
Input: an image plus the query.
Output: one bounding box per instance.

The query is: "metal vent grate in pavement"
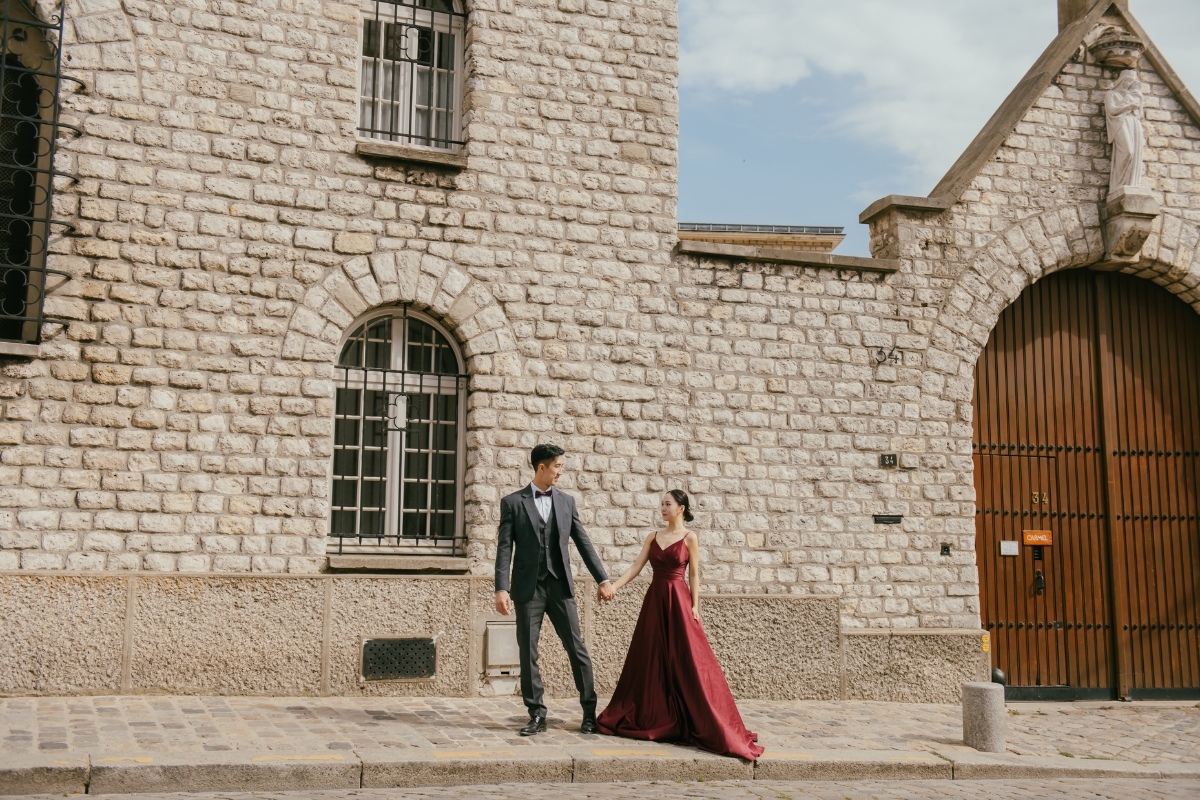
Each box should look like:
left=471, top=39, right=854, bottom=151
left=362, top=638, right=435, bottom=680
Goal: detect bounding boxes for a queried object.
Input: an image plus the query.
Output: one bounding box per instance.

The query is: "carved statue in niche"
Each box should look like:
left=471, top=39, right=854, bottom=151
left=1105, top=70, right=1146, bottom=193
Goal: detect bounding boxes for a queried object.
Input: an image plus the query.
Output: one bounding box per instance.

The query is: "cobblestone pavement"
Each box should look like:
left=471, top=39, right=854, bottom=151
left=22, top=778, right=1200, bottom=799
left=2, top=697, right=1197, bottom=764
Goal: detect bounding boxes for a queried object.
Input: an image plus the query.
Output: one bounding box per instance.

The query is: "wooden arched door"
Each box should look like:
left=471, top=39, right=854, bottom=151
left=973, top=269, right=1200, bottom=700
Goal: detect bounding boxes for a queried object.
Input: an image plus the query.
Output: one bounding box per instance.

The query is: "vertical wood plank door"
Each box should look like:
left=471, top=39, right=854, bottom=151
left=975, top=270, right=1200, bottom=700
left=1098, top=273, right=1200, bottom=698
left=974, top=270, right=1115, bottom=700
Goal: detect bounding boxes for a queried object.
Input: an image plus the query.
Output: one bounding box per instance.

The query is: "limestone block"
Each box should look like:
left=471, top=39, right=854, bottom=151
left=567, top=742, right=753, bottom=783
left=359, top=746, right=571, bottom=788
left=130, top=577, right=323, bottom=694
left=0, top=754, right=89, bottom=796
left=703, top=595, right=841, bottom=700
left=587, top=579, right=648, bottom=697
left=88, top=751, right=361, bottom=794
left=329, top=577, right=471, bottom=696
left=753, top=749, right=951, bottom=780
left=0, top=575, right=125, bottom=694
left=844, top=630, right=988, bottom=703
left=962, top=681, right=1006, bottom=752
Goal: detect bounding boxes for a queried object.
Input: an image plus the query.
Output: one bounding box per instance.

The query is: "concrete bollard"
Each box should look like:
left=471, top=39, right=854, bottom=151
left=962, top=681, right=1006, bottom=753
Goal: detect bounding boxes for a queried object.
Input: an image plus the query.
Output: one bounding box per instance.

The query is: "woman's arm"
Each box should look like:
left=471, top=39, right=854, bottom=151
left=610, top=532, right=655, bottom=592
left=686, top=531, right=701, bottom=621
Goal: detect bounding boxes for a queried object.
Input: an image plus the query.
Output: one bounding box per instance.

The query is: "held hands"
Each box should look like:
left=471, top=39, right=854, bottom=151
left=597, top=581, right=616, bottom=602
left=494, top=590, right=514, bottom=616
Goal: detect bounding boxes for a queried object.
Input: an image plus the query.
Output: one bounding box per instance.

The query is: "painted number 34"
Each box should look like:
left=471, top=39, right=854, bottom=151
left=1031, top=492, right=1049, bottom=504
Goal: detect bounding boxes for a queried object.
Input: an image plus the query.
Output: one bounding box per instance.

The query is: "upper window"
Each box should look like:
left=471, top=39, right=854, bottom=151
left=331, top=309, right=468, bottom=557
left=358, top=0, right=466, bottom=151
left=0, top=0, right=68, bottom=344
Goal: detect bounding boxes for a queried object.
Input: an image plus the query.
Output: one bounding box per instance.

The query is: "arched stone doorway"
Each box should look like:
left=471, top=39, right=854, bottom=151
left=973, top=269, right=1200, bottom=700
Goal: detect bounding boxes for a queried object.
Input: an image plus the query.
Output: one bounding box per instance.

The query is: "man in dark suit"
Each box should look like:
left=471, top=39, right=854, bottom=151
left=494, top=443, right=615, bottom=735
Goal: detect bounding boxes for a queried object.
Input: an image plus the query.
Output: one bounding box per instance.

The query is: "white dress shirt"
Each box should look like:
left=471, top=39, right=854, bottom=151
left=530, top=483, right=552, bottom=522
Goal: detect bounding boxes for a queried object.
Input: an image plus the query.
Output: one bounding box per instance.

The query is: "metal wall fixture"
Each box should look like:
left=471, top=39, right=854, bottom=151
left=361, top=637, right=436, bottom=681
left=0, top=0, right=78, bottom=344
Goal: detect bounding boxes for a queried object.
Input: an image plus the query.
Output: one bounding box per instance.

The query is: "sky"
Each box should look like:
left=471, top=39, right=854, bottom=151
left=677, top=1, right=1200, bottom=256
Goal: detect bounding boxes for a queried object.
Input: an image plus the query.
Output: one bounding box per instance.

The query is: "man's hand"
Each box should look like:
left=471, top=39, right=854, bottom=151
left=597, top=581, right=615, bottom=602
left=495, top=590, right=513, bottom=616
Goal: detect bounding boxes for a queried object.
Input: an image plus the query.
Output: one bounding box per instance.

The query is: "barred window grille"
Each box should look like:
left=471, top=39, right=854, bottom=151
left=332, top=308, right=467, bottom=556
left=358, top=0, right=466, bottom=151
left=0, top=0, right=72, bottom=344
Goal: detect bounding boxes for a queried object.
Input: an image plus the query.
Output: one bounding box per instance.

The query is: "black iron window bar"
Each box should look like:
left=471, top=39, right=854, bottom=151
left=358, top=0, right=466, bottom=151
left=332, top=311, right=467, bottom=556
left=0, top=0, right=79, bottom=344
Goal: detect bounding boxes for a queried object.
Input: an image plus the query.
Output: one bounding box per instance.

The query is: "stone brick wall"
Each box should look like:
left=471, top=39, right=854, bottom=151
left=5, top=4, right=1198, bottom=633
left=0, top=0, right=683, bottom=575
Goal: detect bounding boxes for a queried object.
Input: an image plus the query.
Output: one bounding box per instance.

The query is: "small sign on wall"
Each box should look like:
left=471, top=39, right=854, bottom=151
left=1023, top=530, right=1053, bottom=546
left=999, top=540, right=1020, bottom=556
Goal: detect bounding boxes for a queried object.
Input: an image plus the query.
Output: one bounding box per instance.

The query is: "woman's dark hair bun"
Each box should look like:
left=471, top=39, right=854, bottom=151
left=668, top=489, right=695, bottom=523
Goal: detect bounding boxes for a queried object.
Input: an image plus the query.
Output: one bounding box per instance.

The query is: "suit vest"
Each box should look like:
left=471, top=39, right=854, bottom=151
left=537, top=503, right=565, bottom=581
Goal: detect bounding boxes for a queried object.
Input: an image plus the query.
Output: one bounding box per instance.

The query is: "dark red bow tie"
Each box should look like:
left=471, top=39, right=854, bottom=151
left=534, top=489, right=552, bottom=498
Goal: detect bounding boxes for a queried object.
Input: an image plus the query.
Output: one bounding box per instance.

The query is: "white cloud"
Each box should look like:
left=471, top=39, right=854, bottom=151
left=680, top=0, right=1200, bottom=191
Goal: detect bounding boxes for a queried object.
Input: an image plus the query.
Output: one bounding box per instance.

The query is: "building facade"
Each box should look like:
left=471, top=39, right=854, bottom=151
left=0, top=0, right=1194, bottom=700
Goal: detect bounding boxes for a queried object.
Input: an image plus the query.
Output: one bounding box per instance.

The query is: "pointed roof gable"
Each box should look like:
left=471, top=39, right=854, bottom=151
left=860, top=0, right=1200, bottom=224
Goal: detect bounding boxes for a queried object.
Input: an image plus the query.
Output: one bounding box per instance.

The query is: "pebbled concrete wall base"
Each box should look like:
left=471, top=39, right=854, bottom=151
left=0, top=573, right=985, bottom=702
left=843, top=630, right=989, bottom=703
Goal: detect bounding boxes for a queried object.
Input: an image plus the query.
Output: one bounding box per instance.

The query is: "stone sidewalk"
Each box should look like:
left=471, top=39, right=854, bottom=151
left=2, top=696, right=1198, bottom=795
left=20, top=778, right=1200, bottom=800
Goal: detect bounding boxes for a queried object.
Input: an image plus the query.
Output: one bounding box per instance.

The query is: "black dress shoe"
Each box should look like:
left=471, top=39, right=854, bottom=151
left=519, top=715, right=547, bottom=736
left=580, top=716, right=599, bottom=734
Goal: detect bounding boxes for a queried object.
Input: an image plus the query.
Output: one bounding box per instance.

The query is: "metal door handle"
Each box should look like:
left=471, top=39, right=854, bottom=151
left=1035, top=569, right=1045, bottom=596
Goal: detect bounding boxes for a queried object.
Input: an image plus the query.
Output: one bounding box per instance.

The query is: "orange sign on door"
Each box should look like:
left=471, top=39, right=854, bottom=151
left=1023, top=530, right=1053, bottom=546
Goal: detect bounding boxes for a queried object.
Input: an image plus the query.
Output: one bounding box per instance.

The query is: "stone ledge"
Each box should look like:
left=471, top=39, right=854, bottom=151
left=326, top=555, right=471, bottom=573
left=754, top=749, right=951, bottom=781
left=355, top=138, right=468, bottom=169
left=938, top=750, right=1168, bottom=780
left=0, top=753, right=89, bottom=796
left=676, top=240, right=900, bottom=273
left=6, top=746, right=1182, bottom=792
left=0, top=340, right=39, bottom=358
left=86, top=751, right=361, bottom=794
left=858, top=194, right=954, bottom=225
left=843, top=628, right=986, bottom=637
left=360, top=746, right=572, bottom=788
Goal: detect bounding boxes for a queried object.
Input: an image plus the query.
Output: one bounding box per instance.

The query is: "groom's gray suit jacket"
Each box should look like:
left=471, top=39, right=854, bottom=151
left=495, top=485, right=608, bottom=604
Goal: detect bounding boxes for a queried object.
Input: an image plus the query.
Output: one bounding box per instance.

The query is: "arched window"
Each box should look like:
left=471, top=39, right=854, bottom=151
left=331, top=308, right=467, bottom=556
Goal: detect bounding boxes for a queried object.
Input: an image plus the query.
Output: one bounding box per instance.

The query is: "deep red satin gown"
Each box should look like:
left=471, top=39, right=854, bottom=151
left=596, top=537, right=765, bottom=761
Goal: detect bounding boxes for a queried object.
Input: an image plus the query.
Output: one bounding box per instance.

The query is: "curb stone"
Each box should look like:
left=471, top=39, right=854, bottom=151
left=359, top=746, right=572, bottom=788
left=753, top=749, right=952, bottom=781
left=935, top=751, right=1180, bottom=779
left=2, top=748, right=1197, bottom=794
left=566, top=743, right=754, bottom=783
left=86, top=751, right=361, bottom=794
left=0, top=754, right=89, bottom=796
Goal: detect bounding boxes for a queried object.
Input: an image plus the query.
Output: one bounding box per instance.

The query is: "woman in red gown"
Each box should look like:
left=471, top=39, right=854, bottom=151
left=596, top=490, right=764, bottom=761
